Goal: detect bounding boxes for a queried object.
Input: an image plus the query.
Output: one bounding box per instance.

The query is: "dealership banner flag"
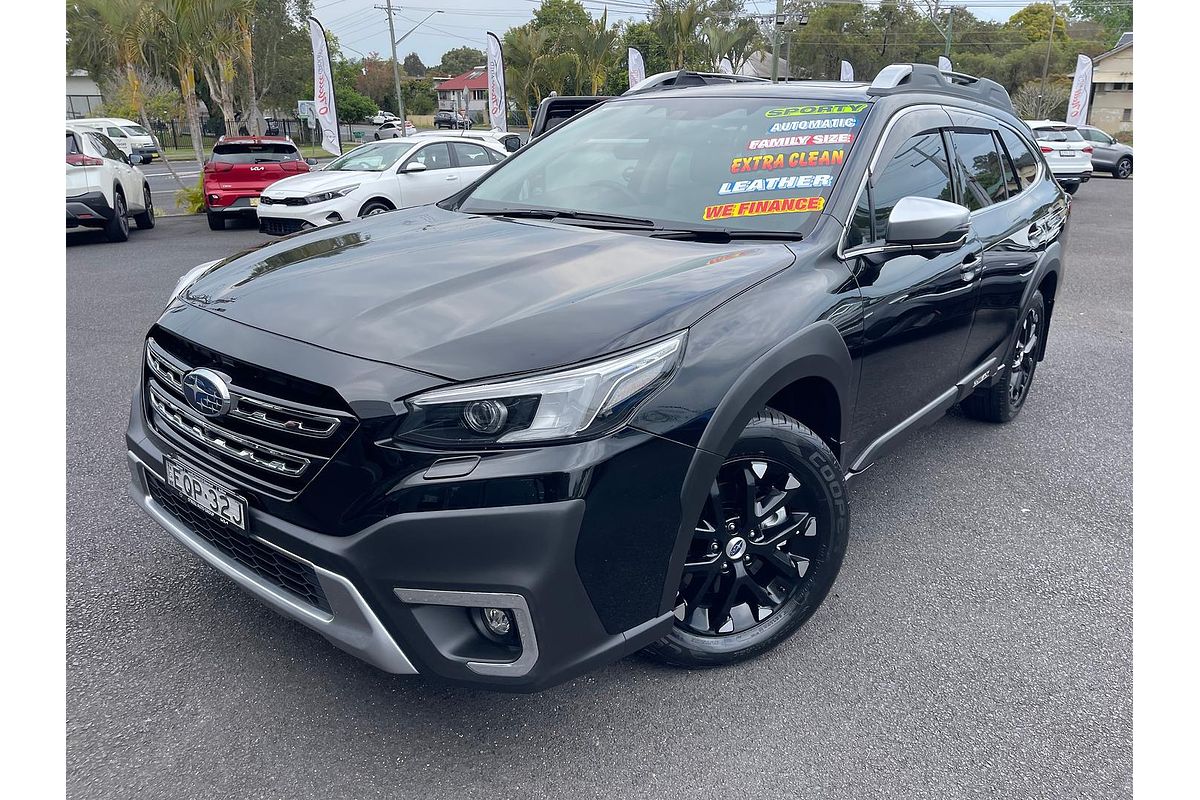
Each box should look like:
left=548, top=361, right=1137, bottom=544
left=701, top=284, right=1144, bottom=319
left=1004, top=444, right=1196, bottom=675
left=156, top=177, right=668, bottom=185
left=628, top=47, right=646, bottom=88
left=307, top=16, right=340, bottom=156
left=840, top=60, right=854, bottom=81
left=1065, top=54, right=1094, bottom=127
left=937, top=55, right=952, bottom=72
left=486, top=32, right=508, bottom=132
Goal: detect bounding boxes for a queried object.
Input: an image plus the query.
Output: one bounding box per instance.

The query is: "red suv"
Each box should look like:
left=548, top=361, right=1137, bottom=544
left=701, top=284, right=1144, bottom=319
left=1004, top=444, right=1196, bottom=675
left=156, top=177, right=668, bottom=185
left=203, top=136, right=314, bottom=230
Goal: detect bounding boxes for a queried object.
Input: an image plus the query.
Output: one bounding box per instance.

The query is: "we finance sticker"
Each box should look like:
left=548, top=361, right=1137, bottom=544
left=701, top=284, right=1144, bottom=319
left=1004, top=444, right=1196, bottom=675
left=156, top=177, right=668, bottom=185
left=702, top=196, right=826, bottom=221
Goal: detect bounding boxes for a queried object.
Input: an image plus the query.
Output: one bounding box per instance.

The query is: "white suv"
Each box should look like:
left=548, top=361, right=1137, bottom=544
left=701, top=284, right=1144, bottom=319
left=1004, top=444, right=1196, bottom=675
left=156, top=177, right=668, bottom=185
left=66, top=126, right=155, bottom=242
left=1024, top=120, right=1093, bottom=194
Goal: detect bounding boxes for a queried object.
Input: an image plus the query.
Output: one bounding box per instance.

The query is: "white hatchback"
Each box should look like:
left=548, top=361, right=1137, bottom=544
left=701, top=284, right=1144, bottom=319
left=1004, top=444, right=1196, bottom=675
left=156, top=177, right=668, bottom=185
left=1024, top=120, right=1093, bottom=194
left=257, top=136, right=508, bottom=235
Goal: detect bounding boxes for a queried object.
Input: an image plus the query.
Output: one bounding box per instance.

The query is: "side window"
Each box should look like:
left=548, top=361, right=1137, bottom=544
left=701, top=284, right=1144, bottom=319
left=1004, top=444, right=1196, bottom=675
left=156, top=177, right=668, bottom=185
left=862, top=131, right=956, bottom=244
left=486, top=147, right=507, bottom=164
left=407, top=143, right=451, bottom=171
left=998, top=127, right=1039, bottom=191
left=950, top=130, right=1007, bottom=210
left=88, top=132, right=124, bottom=162
left=450, top=141, right=492, bottom=168
left=107, top=126, right=127, bottom=139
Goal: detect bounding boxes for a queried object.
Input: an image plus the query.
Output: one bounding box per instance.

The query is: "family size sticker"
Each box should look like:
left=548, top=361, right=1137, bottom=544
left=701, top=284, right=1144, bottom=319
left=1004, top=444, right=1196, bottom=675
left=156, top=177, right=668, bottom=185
left=718, top=175, right=833, bottom=195
left=767, top=117, right=859, bottom=133
left=765, top=103, right=867, bottom=118
left=730, top=150, right=845, bottom=174
left=702, top=196, right=826, bottom=221
left=747, top=133, right=855, bottom=151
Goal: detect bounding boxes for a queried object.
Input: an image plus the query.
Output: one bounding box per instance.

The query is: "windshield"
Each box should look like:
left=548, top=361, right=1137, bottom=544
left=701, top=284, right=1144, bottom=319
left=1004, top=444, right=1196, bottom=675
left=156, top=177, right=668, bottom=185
left=457, top=96, right=869, bottom=235
left=126, top=124, right=151, bottom=136
left=212, top=142, right=301, bottom=163
left=324, top=141, right=410, bottom=172
left=1032, top=127, right=1084, bottom=143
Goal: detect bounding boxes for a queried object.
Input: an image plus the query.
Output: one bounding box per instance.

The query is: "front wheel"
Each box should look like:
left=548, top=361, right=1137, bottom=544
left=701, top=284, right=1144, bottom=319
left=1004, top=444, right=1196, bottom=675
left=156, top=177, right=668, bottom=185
left=104, top=189, right=129, bottom=242
left=134, top=184, right=155, bottom=229
left=643, top=410, right=849, bottom=668
left=961, top=291, right=1045, bottom=423
left=358, top=200, right=391, bottom=217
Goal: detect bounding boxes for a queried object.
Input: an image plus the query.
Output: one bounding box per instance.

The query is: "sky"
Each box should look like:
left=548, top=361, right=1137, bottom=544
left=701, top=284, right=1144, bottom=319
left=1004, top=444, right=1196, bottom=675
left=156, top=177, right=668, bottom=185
left=311, top=0, right=1049, bottom=70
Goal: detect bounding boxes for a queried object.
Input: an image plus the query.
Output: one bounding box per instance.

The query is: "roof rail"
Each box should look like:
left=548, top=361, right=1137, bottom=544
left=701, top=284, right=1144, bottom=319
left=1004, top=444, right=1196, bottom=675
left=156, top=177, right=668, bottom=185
left=624, top=70, right=768, bottom=96
left=867, top=63, right=1014, bottom=114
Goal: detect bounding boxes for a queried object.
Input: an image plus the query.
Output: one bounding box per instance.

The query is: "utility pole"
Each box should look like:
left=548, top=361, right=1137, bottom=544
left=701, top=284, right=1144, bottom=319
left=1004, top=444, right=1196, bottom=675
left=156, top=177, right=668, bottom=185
left=944, top=7, right=953, bottom=58
left=374, top=5, right=442, bottom=121
left=1039, top=1, right=1057, bottom=118
left=771, top=0, right=784, bottom=83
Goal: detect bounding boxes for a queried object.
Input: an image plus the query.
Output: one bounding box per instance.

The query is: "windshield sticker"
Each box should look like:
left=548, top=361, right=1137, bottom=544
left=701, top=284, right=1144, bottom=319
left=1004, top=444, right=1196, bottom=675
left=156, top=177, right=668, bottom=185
left=748, top=133, right=854, bottom=150
left=719, top=175, right=833, bottom=195
left=767, top=117, right=859, bottom=133
left=703, top=196, right=825, bottom=221
left=765, top=103, right=867, bottom=119
left=730, top=150, right=845, bottom=173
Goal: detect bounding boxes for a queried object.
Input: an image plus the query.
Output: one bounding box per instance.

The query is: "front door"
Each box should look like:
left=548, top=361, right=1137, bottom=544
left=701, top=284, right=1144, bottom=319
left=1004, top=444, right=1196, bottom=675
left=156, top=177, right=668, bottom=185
left=395, top=142, right=458, bottom=208
left=842, top=120, right=981, bottom=463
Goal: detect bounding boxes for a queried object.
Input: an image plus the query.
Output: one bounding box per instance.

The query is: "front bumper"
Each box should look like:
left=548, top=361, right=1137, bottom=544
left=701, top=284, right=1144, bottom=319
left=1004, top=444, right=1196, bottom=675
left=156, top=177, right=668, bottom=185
left=126, top=352, right=689, bottom=690
left=257, top=198, right=347, bottom=235
left=66, top=191, right=114, bottom=227
left=135, top=145, right=160, bottom=159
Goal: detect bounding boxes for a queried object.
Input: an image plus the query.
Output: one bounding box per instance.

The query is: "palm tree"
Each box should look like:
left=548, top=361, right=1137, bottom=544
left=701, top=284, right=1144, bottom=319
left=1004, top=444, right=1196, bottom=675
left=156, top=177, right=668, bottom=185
left=702, top=18, right=760, bottom=73
left=504, top=25, right=551, bottom=126
left=652, top=0, right=710, bottom=70
left=568, top=9, right=619, bottom=94
left=150, top=0, right=210, bottom=164
left=234, top=0, right=262, bottom=135
left=199, top=0, right=245, bottom=134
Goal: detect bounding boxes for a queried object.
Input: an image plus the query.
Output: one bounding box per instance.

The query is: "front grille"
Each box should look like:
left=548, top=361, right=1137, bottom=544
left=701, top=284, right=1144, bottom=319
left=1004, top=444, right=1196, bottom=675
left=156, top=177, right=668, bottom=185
left=258, top=196, right=307, bottom=207
left=147, top=474, right=332, bottom=613
left=259, top=216, right=310, bottom=235
left=144, top=333, right=356, bottom=498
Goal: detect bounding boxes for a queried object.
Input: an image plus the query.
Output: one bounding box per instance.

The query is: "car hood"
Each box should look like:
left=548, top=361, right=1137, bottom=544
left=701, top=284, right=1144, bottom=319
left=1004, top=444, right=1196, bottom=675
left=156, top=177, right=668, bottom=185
left=180, top=207, right=796, bottom=381
left=262, top=170, right=375, bottom=197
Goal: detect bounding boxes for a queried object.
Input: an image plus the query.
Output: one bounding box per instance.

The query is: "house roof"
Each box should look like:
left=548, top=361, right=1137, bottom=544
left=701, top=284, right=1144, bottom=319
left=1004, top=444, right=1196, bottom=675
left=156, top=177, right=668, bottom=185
left=436, top=67, right=488, bottom=92
left=1094, top=34, right=1132, bottom=63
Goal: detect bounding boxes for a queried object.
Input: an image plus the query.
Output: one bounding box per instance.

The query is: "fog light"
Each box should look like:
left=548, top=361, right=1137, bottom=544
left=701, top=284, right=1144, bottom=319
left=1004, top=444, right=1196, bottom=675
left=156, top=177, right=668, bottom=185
left=463, top=399, right=508, bottom=434
left=207, top=193, right=219, bottom=202
left=481, top=607, right=512, bottom=637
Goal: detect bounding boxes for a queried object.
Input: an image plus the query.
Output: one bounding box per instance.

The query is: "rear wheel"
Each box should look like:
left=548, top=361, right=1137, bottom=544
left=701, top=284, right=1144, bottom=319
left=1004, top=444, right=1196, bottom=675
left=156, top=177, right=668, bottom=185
left=206, top=210, right=225, bottom=231
left=961, top=291, right=1045, bottom=423
left=104, top=189, right=129, bottom=242
left=643, top=410, right=849, bottom=668
left=1114, top=157, right=1132, bottom=179
left=134, top=184, right=155, bottom=229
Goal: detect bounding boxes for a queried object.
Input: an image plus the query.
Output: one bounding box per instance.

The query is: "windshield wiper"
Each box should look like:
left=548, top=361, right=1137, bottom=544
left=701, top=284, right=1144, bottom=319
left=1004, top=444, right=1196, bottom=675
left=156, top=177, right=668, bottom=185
left=470, top=208, right=658, bottom=228
left=650, top=228, right=804, bottom=243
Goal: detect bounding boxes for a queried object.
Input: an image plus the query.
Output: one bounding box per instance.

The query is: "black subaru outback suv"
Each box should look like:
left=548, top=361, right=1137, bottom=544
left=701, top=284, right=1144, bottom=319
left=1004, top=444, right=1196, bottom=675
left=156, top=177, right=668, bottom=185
left=127, top=64, right=1068, bottom=691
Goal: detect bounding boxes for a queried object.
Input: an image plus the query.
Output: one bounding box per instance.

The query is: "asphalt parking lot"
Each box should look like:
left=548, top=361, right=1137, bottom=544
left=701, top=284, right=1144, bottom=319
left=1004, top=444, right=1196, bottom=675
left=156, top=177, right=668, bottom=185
left=66, top=178, right=1132, bottom=799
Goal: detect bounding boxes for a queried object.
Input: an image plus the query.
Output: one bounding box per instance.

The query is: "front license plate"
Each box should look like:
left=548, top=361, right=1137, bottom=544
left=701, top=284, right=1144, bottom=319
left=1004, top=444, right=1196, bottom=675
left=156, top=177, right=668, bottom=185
left=163, top=458, right=247, bottom=529
left=249, top=197, right=260, bottom=207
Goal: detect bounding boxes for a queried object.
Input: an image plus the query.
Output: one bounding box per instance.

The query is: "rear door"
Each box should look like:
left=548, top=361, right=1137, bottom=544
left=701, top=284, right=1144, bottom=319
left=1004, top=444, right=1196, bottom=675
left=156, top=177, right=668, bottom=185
left=87, top=131, right=142, bottom=209
left=395, top=142, right=456, bottom=207
left=448, top=141, right=497, bottom=185
left=1080, top=127, right=1116, bottom=170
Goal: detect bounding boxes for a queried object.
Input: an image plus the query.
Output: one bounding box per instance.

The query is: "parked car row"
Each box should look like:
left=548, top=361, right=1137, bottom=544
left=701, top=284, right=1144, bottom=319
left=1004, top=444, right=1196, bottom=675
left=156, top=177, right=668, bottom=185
left=66, top=125, right=155, bottom=242
left=1024, top=119, right=1133, bottom=194
left=68, top=116, right=161, bottom=161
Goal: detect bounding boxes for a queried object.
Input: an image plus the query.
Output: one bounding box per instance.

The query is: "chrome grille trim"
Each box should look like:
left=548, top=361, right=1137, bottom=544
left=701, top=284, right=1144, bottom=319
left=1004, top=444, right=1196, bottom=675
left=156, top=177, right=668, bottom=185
left=148, top=381, right=314, bottom=477
left=146, top=337, right=341, bottom=438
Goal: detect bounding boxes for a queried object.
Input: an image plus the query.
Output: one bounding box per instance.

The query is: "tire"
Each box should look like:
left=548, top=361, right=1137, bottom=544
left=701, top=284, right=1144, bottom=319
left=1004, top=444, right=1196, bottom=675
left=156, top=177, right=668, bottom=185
left=1063, top=183, right=1080, bottom=195
left=642, top=410, right=850, bottom=668
left=961, top=291, right=1046, bottom=424
left=358, top=200, right=392, bottom=217
left=1114, top=157, right=1132, bottom=179
left=373, top=133, right=381, bottom=141
left=104, top=189, right=129, bottom=243
left=206, top=210, right=225, bottom=231
left=133, top=184, right=155, bottom=229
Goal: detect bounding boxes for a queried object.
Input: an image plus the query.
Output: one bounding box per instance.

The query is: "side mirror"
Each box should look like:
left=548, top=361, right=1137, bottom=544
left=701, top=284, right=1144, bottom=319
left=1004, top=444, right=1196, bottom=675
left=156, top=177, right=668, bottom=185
left=305, top=158, right=318, bottom=166
left=128, top=154, right=144, bottom=165
left=885, top=196, right=969, bottom=248
left=401, top=162, right=427, bottom=174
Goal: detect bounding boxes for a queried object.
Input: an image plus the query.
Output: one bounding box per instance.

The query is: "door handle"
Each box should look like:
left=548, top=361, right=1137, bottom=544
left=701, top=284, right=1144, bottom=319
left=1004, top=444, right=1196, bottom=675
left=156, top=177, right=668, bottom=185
left=959, top=251, right=981, bottom=281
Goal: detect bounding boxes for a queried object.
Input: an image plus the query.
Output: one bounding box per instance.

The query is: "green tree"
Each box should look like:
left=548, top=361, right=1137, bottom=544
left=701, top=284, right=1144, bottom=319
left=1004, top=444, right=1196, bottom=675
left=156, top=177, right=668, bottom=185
left=504, top=24, right=553, bottom=124
left=568, top=9, right=619, bottom=94
left=532, top=0, right=591, bottom=50
left=403, top=51, right=426, bottom=77
left=1069, top=1, right=1132, bottom=39
left=652, top=0, right=711, bottom=70
left=1008, top=3, right=1069, bottom=43
left=401, top=79, right=437, bottom=115
left=433, top=46, right=486, bottom=76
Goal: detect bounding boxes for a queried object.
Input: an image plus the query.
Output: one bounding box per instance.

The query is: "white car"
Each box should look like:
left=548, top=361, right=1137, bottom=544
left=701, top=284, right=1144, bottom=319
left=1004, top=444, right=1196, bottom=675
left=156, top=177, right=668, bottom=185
left=411, top=127, right=523, bottom=153
left=66, top=125, right=155, bottom=242
left=69, top=116, right=160, bottom=160
left=1024, top=120, right=1093, bottom=194
left=369, top=111, right=398, bottom=125
left=257, top=136, right=508, bottom=235
left=373, top=119, right=417, bottom=139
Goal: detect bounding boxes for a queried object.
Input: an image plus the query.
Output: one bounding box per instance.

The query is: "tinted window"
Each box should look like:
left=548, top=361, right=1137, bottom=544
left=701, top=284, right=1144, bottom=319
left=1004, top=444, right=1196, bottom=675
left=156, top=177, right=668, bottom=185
left=88, top=132, right=124, bottom=162
left=106, top=126, right=127, bottom=138
left=66, top=132, right=81, bottom=155
left=869, top=132, right=955, bottom=241
left=451, top=142, right=492, bottom=168
left=410, top=143, right=452, bottom=171
left=998, top=127, right=1039, bottom=191
left=1032, top=127, right=1084, bottom=143
left=951, top=131, right=1007, bottom=210
left=211, top=142, right=301, bottom=163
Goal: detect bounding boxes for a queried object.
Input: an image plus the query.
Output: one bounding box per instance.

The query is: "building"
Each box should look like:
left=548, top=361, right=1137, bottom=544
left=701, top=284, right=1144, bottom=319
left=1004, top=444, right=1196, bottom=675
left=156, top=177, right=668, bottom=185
left=66, top=70, right=103, bottom=119
left=435, top=67, right=489, bottom=117
left=1089, top=33, right=1132, bottom=135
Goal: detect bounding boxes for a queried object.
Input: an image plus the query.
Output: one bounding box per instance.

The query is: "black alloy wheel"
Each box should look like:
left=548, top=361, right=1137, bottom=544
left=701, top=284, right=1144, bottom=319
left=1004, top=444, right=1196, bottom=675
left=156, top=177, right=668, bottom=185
left=1008, top=304, right=1040, bottom=409
left=644, top=411, right=849, bottom=667
left=104, top=190, right=129, bottom=242
left=1115, top=157, right=1132, bottom=179
left=134, top=184, right=155, bottom=229
left=961, top=290, right=1046, bottom=423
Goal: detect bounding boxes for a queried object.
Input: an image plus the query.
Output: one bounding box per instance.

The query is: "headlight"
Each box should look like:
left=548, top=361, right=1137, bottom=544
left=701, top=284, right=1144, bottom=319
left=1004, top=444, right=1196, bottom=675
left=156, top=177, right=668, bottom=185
left=168, top=259, right=221, bottom=306
left=395, top=332, right=687, bottom=447
left=304, top=184, right=359, bottom=204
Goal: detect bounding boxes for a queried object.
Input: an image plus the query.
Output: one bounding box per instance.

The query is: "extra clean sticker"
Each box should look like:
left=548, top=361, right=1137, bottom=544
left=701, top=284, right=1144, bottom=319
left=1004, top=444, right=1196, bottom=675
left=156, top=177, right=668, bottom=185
left=730, top=150, right=845, bottom=173
left=702, top=196, right=826, bottom=221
